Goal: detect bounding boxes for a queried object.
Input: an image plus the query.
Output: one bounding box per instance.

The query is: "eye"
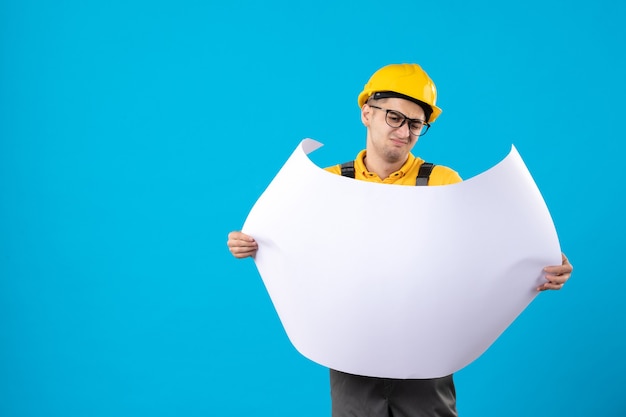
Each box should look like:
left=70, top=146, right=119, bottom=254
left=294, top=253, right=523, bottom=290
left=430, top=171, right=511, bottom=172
left=386, top=111, right=404, bottom=124
left=410, top=121, right=424, bottom=131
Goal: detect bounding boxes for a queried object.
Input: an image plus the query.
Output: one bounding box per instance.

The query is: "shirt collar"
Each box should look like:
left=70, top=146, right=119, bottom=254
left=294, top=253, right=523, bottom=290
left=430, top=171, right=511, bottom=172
left=354, top=150, right=416, bottom=179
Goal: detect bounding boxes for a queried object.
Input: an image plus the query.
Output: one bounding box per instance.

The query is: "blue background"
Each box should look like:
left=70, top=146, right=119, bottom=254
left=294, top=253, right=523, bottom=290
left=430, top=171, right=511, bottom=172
left=1, top=0, right=624, bottom=416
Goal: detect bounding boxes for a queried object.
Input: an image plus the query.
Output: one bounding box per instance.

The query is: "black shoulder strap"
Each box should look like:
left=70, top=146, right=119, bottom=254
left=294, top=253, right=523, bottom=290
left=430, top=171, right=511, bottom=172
left=340, top=161, right=355, bottom=178
left=416, top=162, right=435, bottom=186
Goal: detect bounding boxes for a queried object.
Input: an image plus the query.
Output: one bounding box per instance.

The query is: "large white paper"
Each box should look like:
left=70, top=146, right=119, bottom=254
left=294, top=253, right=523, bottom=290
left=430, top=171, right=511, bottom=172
left=242, top=139, right=561, bottom=379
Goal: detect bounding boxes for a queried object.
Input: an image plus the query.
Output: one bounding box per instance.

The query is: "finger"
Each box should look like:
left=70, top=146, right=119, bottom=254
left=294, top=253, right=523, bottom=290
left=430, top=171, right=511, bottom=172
left=537, top=281, right=565, bottom=291
left=228, top=231, right=255, bottom=242
left=544, top=253, right=573, bottom=273
left=544, top=266, right=572, bottom=284
left=227, top=240, right=257, bottom=251
left=562, top=252, right=572, bottom=268
left=228, top=245, right=257, bottom=257
left=227, top=232, right=256, bottom=248
left=227, top=242, right=257, bottom=253
left=543, top=264, right=573, bottom=277
left=231, top=249, right=257, bottom=259
left=227, top=238, right=258, bottom=254
left=545, top=274, right=570, bottom=285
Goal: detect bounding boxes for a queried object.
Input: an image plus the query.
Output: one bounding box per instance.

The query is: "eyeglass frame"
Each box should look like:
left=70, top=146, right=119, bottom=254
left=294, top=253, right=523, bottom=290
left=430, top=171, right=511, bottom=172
left=367, top=104, right=431, bottom=137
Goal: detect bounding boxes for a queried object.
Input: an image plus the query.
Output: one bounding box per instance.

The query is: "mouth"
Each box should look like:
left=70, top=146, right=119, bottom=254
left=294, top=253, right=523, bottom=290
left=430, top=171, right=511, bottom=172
left=389, top=138, right=409, bottom=146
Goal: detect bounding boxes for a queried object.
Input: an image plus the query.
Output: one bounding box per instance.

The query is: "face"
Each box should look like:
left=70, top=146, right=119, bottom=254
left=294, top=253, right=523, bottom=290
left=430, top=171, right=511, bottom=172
left=361, top=97, right=426, bottom=164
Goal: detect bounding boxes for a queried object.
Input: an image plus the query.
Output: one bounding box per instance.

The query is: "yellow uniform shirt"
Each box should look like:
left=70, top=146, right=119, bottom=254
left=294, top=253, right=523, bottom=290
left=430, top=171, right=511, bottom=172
left=325, top=149, right=462, bottom=185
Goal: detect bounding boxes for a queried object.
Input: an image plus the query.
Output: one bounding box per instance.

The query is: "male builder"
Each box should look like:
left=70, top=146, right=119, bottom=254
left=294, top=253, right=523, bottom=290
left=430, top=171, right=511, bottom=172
left=227, top=63, right=573, bottom=417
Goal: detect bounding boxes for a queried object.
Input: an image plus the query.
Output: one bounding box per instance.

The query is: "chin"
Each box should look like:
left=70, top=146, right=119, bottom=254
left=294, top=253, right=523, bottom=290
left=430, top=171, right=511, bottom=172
left=384, top=151, right=404, bottom=163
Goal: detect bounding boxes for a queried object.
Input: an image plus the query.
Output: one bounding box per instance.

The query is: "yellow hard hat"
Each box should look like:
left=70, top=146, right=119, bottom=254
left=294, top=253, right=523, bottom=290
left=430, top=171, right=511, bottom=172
left=358, top=63, right=442, bottom=123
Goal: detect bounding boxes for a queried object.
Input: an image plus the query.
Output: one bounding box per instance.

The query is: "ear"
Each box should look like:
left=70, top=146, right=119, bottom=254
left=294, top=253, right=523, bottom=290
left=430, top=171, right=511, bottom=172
left=361, top=104, right=372, bottom=127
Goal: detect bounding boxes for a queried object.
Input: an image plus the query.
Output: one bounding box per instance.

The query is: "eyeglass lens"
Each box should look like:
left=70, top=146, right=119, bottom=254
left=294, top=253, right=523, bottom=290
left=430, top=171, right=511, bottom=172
left=385, top=111, right=427, bottom=136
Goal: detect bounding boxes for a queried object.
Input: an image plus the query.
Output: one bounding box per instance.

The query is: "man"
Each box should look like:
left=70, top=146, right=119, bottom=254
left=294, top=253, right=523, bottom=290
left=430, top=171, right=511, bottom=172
left=227, top=63, right=573, bottom=417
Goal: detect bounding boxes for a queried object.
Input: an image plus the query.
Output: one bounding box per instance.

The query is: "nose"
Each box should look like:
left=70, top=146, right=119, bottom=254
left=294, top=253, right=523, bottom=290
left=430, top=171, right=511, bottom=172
left=395, top=120, right=411, bottom=138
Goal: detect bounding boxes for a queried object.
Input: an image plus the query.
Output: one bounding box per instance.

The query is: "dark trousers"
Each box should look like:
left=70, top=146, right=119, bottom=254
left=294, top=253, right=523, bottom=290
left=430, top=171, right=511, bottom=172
left=330, top=369, right=457, bottom=417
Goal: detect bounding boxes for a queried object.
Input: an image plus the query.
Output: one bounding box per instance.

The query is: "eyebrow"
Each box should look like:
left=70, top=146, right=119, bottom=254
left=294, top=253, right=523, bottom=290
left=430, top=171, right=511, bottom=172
left=368, top=104, right=428, bottom=124
left=388, top=109, right=426, bottom=123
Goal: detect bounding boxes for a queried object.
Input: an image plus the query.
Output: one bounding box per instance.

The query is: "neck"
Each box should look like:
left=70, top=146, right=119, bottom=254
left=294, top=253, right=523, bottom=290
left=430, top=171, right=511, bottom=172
left=364, top=154, right=406, bottom=180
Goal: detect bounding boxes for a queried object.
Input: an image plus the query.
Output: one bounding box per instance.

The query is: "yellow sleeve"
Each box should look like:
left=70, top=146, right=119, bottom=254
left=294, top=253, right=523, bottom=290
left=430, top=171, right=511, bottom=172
left=324, top=165, right=342, bottom=175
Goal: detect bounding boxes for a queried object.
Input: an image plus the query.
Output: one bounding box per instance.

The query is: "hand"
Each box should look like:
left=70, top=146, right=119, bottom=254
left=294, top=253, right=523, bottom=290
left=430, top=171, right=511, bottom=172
left=227, top=231, right=258, bottom=259
left=537, top=252, right=573, bottom=291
